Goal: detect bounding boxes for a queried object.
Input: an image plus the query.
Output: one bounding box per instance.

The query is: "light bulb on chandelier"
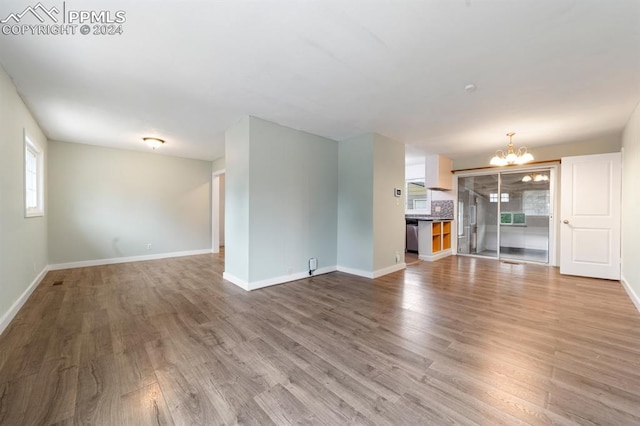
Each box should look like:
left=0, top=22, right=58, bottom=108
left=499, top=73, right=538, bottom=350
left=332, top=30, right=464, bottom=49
left=521, top=173, right=549, bottom=183
left=490, top=132, right=534, bottom=166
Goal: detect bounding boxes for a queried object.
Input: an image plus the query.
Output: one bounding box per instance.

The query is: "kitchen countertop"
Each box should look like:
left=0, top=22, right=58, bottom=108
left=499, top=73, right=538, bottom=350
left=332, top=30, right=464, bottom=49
left=405, top=215, right=453, bottom=221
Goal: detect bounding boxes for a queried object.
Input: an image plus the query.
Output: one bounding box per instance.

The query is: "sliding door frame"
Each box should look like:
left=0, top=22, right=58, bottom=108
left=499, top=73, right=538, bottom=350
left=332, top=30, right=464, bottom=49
left=453, top=162, right=559, bottom=266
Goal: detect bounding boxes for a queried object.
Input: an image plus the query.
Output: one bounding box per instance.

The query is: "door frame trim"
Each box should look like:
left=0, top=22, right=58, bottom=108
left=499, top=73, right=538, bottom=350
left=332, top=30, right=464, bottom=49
left=212, top=169, right=226, bottom=254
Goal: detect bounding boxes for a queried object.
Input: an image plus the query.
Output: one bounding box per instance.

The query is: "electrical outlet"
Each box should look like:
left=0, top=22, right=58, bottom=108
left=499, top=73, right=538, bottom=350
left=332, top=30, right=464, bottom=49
left=309, top=258, right=318, bottom=271
left=147, top=243, right=152, bottom=250
left=435, top=206, right=442, bottom=213
left=395, top=251, right=400, bottom=263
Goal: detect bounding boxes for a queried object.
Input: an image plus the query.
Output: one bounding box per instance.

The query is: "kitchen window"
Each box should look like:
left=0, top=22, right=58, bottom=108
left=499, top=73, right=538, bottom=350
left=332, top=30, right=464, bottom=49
left=406, top=179, right=431, bottom=213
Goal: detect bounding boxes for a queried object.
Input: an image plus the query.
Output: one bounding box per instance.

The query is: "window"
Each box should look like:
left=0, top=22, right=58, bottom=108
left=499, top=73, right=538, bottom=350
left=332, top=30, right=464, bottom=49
left=406, top=179, right=430, bottom=212
left=490, top=192, right=510, bottom=203
left=513, top=212, right=526, bottom=225
left=24, top=135, right=44, bottom=217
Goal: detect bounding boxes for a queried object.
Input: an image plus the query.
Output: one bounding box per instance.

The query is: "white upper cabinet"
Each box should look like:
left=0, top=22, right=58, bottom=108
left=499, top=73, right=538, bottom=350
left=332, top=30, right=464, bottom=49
left=426, top=155, right=452, bottom=191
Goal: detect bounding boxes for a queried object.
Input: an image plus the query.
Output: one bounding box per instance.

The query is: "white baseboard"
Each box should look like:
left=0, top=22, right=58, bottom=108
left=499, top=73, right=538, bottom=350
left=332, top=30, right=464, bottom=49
left=372, top=262, right=407, bottom=278
left=48, top=249, right=214, bottom=271
left=222, top=271, right=250, bottom=290
left=621, top=275, right=640, bottom=313
left=0, top=266, right=49, bottom=336
left=223, top=266, right=337, bottom=291
left=336, top=266, right=375, bottom=279
left=337, top=263, right=406, bottom=279
left=419, top=249, right=452, bottom=262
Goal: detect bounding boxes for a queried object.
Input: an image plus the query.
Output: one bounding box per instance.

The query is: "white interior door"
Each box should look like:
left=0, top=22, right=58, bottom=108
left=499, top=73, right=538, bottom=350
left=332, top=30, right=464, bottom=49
left=560, top=152, right=621, bottom=279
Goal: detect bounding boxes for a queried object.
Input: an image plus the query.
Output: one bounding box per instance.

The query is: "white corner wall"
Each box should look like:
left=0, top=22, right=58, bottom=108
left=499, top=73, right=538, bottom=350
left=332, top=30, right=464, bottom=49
left=224, top=117, right=339, bottom=289
left=622, top=100, right=640, bottom=311
left=0, top=66, right=49, bottom=332
left=48, top=141, right=212, bottom=265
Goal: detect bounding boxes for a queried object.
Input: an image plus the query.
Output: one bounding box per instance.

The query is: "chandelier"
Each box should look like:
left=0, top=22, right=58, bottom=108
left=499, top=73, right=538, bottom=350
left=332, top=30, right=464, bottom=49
left=522, top=173, right=549, bottom=183
left=490, top=132, right=534, bottom=166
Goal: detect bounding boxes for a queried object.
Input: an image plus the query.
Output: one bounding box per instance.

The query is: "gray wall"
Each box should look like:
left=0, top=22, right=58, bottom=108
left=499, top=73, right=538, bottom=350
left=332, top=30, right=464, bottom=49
left=453, top=135, right=622, bottom=170
left=249, top=117, right=338, bottom=282
left=622, top=100, right=640, bottom=302
left=338, top=135, right=374, bottom=272
left=0, top=65, right=48, bottom=326
left=212, top=157, right=226, bottom=173
left=48, top=141, right=212, bottom=264
left=224, top=117, right=251, bottom=282
left=337, top=133, right=406, bottom=274
left=225, top=117, right=339, bottom=285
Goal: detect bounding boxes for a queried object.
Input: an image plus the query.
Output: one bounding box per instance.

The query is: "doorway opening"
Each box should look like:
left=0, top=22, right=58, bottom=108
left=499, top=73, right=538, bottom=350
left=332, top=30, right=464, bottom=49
left=457, top=167, right=555, bottom=264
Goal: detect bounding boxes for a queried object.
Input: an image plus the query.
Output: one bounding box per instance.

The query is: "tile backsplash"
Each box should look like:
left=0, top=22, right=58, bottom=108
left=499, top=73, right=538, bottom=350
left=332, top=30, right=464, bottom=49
left=406, top=200, right=454, bottom=219
left=430, top=200, right=454, bottom=218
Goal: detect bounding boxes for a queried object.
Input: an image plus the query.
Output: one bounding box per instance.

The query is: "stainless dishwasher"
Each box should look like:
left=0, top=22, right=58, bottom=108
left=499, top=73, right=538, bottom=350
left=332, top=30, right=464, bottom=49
left=406, top=219, right=419, bottom=253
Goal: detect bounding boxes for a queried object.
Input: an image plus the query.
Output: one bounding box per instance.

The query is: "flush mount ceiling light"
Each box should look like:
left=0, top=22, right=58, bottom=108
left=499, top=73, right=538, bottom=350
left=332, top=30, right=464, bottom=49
left=143, top=137, right=165, bottom=149
left=490, top=132, right=534, bottom=166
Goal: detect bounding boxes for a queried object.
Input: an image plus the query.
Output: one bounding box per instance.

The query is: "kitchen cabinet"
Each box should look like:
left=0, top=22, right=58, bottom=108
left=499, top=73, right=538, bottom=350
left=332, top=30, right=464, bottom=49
left=418, top=220, right=453, bottom=261
left=425, top=155, right=453, bottom=190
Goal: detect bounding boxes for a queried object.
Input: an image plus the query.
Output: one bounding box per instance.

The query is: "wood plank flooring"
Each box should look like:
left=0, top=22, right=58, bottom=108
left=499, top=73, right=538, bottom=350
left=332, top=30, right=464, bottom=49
left=1, top=254, right=640, bottom=425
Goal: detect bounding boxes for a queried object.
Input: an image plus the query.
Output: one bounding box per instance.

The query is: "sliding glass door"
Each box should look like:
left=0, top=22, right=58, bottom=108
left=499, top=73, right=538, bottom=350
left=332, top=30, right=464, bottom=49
left=457, top=174, right=499, bottom=257
left=499, top=171, right=550, bottom=263
left=457, top=169, right=552, bottom=264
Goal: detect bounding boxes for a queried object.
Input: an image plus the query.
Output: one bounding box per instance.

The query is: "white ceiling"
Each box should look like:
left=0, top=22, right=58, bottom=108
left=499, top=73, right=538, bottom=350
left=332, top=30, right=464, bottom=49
left=1, top=0, right=639, bottom=162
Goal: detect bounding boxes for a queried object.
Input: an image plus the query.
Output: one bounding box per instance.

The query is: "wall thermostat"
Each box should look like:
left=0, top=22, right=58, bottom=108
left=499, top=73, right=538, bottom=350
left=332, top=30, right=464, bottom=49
left=394, top=188, right=402, bottom=197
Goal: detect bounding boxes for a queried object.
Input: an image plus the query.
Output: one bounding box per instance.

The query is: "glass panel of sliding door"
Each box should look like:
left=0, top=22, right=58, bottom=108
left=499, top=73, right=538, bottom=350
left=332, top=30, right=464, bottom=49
left=499, top=170, right=550, bottom=263
left=457, top=174, right=499, bottom=258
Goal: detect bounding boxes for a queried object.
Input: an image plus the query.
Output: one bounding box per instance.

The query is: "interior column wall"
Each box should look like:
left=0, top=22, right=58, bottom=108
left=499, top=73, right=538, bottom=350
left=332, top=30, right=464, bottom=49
left=224, top=117, right=251, bottom=283
left=337, top=133, right=406, bottom=277
left=224, top=116, right=339, bottom=289
left=247, top=117, right=338, bottom=284
left=622, top=100, right=640, bottom=309
left=373, top=134, right=406, bottom=272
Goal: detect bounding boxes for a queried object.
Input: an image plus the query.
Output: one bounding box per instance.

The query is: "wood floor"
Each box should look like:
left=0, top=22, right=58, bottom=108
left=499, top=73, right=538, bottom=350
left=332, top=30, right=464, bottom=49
left=1, top=254, right=640, bottom=425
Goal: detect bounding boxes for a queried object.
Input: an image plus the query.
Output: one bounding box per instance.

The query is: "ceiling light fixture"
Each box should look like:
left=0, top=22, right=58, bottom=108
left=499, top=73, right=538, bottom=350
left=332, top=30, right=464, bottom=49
left=490, top=132, right=534, bottom=166
left=143, top=137, right=165, bottom=149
